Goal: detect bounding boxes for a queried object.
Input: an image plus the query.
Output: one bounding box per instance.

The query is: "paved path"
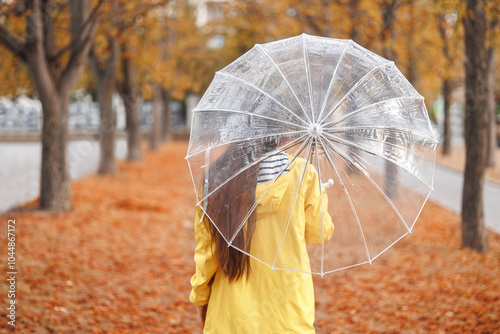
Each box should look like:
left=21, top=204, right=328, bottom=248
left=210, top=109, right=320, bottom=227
left=430, top=164, right=500, bottom=234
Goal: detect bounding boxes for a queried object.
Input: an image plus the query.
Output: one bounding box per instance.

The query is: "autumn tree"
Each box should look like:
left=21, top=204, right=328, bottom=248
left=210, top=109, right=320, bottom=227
left=0, top=47, right=32, bottom=96
left=115, top=5, right=148, bottom=162
left=117, top=38, right=143, bottom=161
left=157, top=1, right=221, bottom=111
left=461, top=0, right=489, bottom=252
left=379, top=0, right=401, bottom=198
left=0, top=0, right=103, bottom=212
left=89, top=0, right=166, bottom=170
left=218, top=0, right=302, bottom=65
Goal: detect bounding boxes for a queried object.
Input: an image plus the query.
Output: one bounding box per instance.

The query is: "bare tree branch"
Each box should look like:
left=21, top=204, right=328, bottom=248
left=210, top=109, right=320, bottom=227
left=489, top=9, right=499, bottom=30
left=41, top=0, right=57, bottom=59
left=0, top=24, right=27, bottom=62
left=89, top=47, right=104, bottom=77
left=58, top=15, right=100, bottom=92
left=115, top=2, right=167, bottom=34
left=25, top=0, right=45, bottom=46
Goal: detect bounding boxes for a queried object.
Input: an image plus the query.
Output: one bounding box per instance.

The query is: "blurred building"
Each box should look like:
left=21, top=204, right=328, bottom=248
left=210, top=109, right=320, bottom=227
left=192, top=0, right=226, bottom=49
left=193, top=0, right=225, bottom=27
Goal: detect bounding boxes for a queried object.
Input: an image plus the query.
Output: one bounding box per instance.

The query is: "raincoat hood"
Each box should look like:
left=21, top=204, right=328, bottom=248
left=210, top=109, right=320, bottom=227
left=190, top=155, right=334, bottom=333
left=255, top=154, right=295, bottom=215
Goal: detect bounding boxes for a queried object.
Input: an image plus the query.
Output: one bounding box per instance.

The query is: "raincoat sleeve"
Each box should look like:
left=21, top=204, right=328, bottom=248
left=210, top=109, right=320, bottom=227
left=304, top=163, right=334, bottom=244
left=189, top=204, right=217, bottom=307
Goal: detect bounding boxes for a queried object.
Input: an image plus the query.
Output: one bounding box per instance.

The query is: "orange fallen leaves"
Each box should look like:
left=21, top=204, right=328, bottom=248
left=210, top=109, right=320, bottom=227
left=0, top=141, right=498, bottom=333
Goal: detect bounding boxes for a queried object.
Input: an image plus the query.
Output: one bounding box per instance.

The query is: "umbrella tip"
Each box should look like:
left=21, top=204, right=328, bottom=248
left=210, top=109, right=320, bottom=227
left=271, top=266, right=275, bottom=271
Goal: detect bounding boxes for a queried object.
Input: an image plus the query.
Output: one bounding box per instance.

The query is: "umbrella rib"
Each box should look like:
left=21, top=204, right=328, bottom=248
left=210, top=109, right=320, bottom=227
left=229, top=244, right=274, bottom=270
left=193, top=107, right=309, bottom=130
left=271, top=139, right=314, bottom=269
left=254, top=44, right=313, bottom=125
left=318, top=61, right=393, bottom=125
left=215, top=71, right=310, bottom=127
left=196, top=134, right=309, bottom=206
left=302, top=35, right=315, bottom=123
left=321, top=96, right=425, bottom=129
left=227, top=138, right=311, bottom=246
left=370, top=231, right=410, bottom=261
left=317, top=135, right=373, bottom=264
left=321, top=131, right=435, bottom=190
left=198, top=203, right=230, bottom=244
left=231, top=245, right=326, bottom=275
left=409, top=191, right=433, bottom=231
left=313, top=140, right=326, bottom=275
left=186, top=129, right=308, bottom=159
left=186, top=159, right=200, bottom=202
left=319, top=135, right=411, bottom=232
left=325, top=125, right=438, bottom=143
left=317, top=39, right=352, bottom=123
left=323, top=261, right=371, bottom=275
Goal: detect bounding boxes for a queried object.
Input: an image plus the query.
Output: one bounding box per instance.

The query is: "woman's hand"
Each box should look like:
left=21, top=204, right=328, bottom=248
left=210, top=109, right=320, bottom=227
left=197, top=304, right=208, bottom=327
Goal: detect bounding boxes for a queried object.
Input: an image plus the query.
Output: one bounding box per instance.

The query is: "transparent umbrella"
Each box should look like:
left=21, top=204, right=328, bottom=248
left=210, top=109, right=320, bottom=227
left=185, top=34, right=438, bottom=275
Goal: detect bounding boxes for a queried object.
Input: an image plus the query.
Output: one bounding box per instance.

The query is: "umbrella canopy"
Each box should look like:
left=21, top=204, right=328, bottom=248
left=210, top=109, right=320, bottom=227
left=186, top=33, right=438, bottom=275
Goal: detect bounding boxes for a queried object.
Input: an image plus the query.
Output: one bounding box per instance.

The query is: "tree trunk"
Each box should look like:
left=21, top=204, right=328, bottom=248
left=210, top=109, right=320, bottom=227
left=23, top=10, right=72, bottom=212
left=20, top=0, right=97, bottom=212
left=435, top=7, right=454, bottom=156
left=442, top=79, right=452, bottom=155
left=149, top=84, right=163, bottom=150
left=118, top=45, right=142, bottom=162
left=38, top=92, right=72, bottom=211
left=161, top=88, right=172, bottom=142
left=90, top=0, right=120, bottom=175
left=461, top=0, right=489, bottom=252
left=96, top=72, right=117, bottom=174
left=345, top=0, right=361, bottom=175
left=406, top=0, right=417, bottom=85
left=123, top=90, right=142, bottom=161
left=486, top=47, right=496, bottom=167
left=381, top=0, right=398, bottom=62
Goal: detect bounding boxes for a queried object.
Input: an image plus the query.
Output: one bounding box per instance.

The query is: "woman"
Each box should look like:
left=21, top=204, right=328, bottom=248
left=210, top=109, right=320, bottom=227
left=189, top=139, right=334, bottom=333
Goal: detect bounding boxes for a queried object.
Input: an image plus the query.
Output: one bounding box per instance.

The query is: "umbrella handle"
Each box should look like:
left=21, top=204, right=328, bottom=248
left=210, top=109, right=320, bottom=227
left=322, top=179, right=334, bottom=189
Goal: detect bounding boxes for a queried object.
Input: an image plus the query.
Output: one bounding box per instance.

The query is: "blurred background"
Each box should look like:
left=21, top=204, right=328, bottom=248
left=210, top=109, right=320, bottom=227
left=0, top=0, right=499, bottom=214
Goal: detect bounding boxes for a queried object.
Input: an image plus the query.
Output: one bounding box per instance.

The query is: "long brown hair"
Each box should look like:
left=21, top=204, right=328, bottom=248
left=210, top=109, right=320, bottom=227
left=202, top=134, right=282, bottom=282
left=204, top=141, right=260, bottom=283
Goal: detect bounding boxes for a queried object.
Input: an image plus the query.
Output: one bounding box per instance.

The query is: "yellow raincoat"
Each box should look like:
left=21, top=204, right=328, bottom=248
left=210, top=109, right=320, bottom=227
left=189, top=155, right=334, bottom=333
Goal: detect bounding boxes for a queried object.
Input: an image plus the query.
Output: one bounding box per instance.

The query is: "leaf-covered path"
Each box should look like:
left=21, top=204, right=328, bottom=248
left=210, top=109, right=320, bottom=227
left=1, top=142, right=498, bottom=333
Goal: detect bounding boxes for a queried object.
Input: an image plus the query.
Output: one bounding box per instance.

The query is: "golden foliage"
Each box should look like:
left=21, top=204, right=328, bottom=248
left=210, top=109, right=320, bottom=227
left=0, top=45, right=32, bottom=96
left=214, top=0, right=498, bottom=108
